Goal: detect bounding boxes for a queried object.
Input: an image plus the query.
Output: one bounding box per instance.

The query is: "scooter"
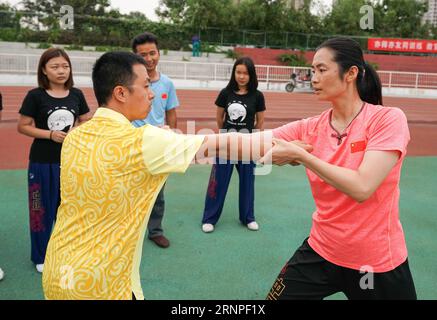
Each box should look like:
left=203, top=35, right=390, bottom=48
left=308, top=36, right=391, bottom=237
left=285, top=73, right=313, bottom=93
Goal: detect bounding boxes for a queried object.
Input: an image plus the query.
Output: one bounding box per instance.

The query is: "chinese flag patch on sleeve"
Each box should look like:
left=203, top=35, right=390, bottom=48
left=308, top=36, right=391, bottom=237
left=351, top=140, right=366, bottom=153
left=161, top=93, right=168, bottom=100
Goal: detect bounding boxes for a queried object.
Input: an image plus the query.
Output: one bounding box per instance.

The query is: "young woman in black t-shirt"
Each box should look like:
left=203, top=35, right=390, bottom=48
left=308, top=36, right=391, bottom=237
left=201, top=57, right=266, bottom=233
left=17, top=48, right=90, bottom=273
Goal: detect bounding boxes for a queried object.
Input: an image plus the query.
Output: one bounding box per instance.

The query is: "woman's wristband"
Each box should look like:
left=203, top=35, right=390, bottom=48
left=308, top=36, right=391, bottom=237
left=49, top=130, right=53, bottom=140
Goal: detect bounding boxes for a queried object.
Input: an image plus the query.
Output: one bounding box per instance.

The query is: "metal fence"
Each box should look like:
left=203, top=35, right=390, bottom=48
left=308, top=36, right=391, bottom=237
left=198, top=28, right=372, bottom=51
left=2, top=53, right=437, bottom=90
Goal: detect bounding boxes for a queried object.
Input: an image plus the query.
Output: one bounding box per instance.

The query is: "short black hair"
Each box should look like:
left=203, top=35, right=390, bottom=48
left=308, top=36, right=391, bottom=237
left=132, top=32, right=159, bottom=53
left=92, top=51, right=147, bottom=106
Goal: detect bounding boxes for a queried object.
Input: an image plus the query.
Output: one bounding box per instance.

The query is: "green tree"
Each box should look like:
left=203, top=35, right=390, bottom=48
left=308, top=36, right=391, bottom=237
left=231, top=0, right=321, bottom=33
left=126, top=11, right=149, bottom=20
left=373, top=0, right=431, bottom=38
left=156, top=0, right=233, bottom=29
left=155, top=0, right=323, bottom=48
left=235, top=0, right=269, bottom=30
left=290, top=0, right=323, bottom=34
left=155, top=0, right=188, bottom=25
left=19, top=0, right=129, bottom=45
left=0, top=2, right=21, bottom=29
left=322, top=0, right=432, bottom=39
left=20, top=0, right=115, bottom=30
left=234, top=0, right=322, bottom=47
left=21, top=0, right=112, bottom=16
left=323, top=0, right=371, bottom=36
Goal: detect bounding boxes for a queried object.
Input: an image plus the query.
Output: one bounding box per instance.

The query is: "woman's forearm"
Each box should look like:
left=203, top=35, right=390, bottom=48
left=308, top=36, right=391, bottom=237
left=18, top=124, right=51, bottom=140
left=299, top=150, right=399, bottom=203
left=300, top=152, right=369, bottom=202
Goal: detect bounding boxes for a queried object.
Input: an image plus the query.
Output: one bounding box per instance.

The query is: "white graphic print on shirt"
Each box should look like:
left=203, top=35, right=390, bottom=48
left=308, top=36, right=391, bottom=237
left=47, top=108, right=75, bottom=131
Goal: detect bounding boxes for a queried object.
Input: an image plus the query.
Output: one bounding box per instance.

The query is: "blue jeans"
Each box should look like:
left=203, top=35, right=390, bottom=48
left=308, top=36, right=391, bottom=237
left=202, top=159, right=255, bottom=225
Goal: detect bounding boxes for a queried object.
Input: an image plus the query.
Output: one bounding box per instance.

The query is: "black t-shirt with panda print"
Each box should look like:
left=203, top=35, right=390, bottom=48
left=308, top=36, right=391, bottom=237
left=19, top=87, right=90, bottom=163
left=215, top=87, right=266, bottom=133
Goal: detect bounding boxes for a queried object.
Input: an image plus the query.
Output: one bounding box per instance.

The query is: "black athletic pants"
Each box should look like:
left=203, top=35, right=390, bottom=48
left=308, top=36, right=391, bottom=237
left=267, top=238, right=417, bottom=300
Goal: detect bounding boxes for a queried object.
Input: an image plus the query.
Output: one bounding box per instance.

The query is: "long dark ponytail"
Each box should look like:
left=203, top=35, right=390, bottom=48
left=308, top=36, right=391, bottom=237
left=317, top=37, right=382, bottom=105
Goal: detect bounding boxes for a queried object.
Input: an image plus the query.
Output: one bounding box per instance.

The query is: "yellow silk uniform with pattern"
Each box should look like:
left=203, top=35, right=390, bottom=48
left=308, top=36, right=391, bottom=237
left=42, top=108, right=204, bottom=300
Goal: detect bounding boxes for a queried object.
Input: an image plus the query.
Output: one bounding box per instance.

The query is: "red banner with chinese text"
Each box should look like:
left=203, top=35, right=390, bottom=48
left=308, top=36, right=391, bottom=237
left=368, top=38, right=437, bottom=54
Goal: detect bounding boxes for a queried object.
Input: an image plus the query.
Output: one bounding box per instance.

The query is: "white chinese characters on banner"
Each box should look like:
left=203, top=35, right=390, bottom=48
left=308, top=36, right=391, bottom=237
left=369, top=38, right=437, bottom=53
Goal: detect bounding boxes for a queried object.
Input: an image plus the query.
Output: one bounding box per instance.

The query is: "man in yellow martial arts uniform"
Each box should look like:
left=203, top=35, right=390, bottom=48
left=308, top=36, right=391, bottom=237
left=42, top=52, right=204, bottom=300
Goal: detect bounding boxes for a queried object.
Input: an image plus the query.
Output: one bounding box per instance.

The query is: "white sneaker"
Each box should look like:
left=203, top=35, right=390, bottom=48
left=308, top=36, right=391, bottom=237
left=0, top=268, right=4, bottom=280
left=36, top=264, right=44, bottom=273
left=202, top=223, right=214, bottom=233
left=247, top=221, right=259, bottom=231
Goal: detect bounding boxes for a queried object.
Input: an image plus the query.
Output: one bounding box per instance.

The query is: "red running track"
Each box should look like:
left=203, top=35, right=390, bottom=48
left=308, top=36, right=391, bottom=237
left=1, top=86, right=436, bottom=170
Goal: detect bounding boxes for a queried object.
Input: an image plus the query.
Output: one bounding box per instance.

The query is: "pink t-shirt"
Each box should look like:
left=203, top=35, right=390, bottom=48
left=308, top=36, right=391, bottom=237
left=273, top=103, right=410, bottom=272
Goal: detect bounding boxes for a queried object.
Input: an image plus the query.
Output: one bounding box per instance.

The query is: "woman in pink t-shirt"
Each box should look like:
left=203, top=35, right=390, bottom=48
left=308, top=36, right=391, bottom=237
left=261, top=37, right=416, bottom=300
